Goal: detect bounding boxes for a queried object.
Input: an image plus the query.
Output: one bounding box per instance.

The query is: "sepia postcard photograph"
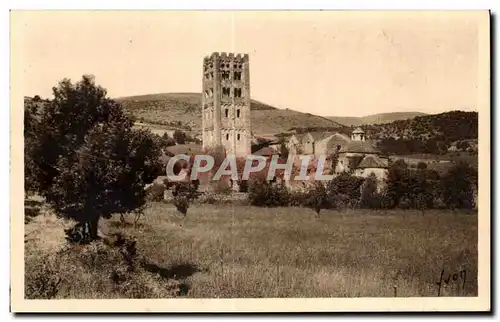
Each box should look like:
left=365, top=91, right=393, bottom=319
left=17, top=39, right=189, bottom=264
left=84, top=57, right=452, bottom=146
left=10, top=9, right=490, bottom=313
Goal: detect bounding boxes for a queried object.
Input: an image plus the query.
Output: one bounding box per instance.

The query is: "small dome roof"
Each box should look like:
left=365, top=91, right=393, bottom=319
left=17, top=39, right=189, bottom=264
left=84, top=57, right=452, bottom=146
left=339, top=140, right=380, bottom=154
left=352, top=127, right=365, bottom=134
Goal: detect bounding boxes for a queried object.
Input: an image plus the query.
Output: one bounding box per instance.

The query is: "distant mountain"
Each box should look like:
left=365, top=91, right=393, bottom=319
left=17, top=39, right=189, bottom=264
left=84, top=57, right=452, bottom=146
left=115, top=93, right=278, bottom=111
left=116, top=93, right=346, bottom=137
left=327, top=112, right=428, bottom=126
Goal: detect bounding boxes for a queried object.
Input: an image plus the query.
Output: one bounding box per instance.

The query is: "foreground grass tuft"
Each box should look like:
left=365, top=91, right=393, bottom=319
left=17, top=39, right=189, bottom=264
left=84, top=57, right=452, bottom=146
left=25, top=210, right=187, bottom=299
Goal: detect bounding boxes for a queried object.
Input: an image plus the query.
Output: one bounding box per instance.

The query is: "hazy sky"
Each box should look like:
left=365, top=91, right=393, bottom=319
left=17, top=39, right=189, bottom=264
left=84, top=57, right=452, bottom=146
left=16, top=11, right=483, bottom=117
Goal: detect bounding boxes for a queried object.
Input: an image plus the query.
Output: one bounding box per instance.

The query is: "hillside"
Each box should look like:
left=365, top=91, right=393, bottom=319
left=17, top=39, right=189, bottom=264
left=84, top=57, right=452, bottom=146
left=25, top=94, right=478, bottom=156
left=115, top=93, right=346, bottom=137
left=362, top=111, right=478, bottom=155
left=327, top=112, right=427, bottom=126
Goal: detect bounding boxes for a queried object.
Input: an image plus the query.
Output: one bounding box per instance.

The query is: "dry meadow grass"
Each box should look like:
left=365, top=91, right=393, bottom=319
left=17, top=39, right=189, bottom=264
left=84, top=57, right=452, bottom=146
left=104, top=202, right=477, bottom=298
left=25, top=201, right=477, bottom=298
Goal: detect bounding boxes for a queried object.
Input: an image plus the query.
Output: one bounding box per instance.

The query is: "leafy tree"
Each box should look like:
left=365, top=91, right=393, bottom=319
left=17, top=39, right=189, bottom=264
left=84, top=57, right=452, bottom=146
left=160, top=133, right=176, bottom=147
left=416, top=162, right=427, bottom=170
left=173, top=130, right=186, bottom=144
left=360, top=173, right=378, bottom=209
left=327, top=172, right=364, bottom=207
left=27, top=75, right=162, bottom=239
left=408, top=167, right=434, bottom=214
left=441, top=161, right=477, bottom=210
left=328, top=152, right=339, bottom=174
left=279, top=139, right=289, bottom=159
left=247, top=179, right=290, bottom=207
left=422, top=168, right=441, bottom=208
left=24, top=98, right=42, bottom=195
left=385, top=159, right=411, bottom=208
left=300, top=181, right=333, bottom=215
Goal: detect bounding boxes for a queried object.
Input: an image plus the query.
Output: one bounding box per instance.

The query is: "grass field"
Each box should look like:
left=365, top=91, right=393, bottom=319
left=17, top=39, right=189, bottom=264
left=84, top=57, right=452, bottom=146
left=25, top=200, right=477, bottom=299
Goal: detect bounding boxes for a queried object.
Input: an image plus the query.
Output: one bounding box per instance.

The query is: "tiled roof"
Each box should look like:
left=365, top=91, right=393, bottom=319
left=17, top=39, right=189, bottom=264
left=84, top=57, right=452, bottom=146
left=357, top=155, right=388, bottom=169
left=352, top=127, right=365, bottom=134
left=339, top=140, right=380, bottom=154
left=308, top=132, right=333, bottom=141
left=328, top=132, right=351, bottom=142
left=253, top=146, right=278, bottom=156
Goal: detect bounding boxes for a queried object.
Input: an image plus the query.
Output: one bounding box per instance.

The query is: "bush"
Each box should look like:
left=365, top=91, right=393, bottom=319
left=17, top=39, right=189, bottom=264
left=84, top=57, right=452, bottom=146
left=197, top=191, right=220, bottom=205
left=170, top=181, right=202, bottom=215
left=441, top=161, right=477, bottom=210
left=25, top=253, right=62, bottom=299
left=208, top=178, right=232, bottom=195
left=328, top=173, right=365, bottom=207
left=299, top=181, right=334, bottom=214
left=173, top=195, right=189, bottom=216
left=173, top=130, right=186, bottom=144
left=288, top=189, right=309, bottom=207
left=362, top=191, right=391, bottom=210
left=385, top=160, right=410, bottom=208
left=360, top=174, right=378, bottom=209
left=248, top=179, right=290, bottom=207
left=25, top=232, right=184, bottom=299
left=159, top=133, right=176, bottom=147
left=146, top=182, right=166, bottom=202
left=238, top=180, right=249, bottom=193
left=399, top=197, right=412, bottom=210
left=196, top=191, right=244, bottom=205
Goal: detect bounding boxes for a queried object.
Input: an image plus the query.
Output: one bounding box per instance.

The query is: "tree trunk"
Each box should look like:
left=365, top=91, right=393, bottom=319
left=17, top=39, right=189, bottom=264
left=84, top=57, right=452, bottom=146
left=88, top=216, right=100, bottom=240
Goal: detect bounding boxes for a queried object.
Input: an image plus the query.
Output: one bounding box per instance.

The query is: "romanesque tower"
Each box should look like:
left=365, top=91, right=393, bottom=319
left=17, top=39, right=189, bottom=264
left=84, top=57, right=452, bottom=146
left=201, top=52, right=251, bottom=156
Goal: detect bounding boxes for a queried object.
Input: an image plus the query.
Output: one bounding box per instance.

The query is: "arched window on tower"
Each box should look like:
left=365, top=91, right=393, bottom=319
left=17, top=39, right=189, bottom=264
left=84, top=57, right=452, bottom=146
left=225, top=109, right=228, bottom=118
left=226, top=133, right=229, bottom=140
left=237, top=133, right=241, bottom=141
left=237, top=109, right=240, bottom=118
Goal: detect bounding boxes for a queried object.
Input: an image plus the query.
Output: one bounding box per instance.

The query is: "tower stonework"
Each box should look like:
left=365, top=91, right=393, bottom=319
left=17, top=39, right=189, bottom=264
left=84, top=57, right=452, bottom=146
left=202, top=52, right=251, bottom=157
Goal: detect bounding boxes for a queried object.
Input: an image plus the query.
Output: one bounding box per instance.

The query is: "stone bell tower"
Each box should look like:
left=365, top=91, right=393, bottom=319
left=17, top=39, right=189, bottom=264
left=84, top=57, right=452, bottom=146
left=201, top=52, right=251, bottom=156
